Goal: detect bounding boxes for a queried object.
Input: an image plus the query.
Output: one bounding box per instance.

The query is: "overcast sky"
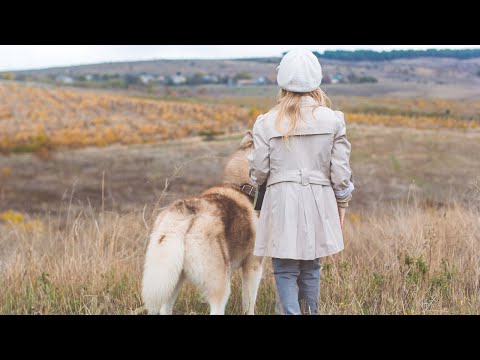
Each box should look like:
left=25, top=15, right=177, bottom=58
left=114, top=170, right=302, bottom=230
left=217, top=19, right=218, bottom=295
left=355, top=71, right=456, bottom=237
left=1, top=45, right=479, bottom=71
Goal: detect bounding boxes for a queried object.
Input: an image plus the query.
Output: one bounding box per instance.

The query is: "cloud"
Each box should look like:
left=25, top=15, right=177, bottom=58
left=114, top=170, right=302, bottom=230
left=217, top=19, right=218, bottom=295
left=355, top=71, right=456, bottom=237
left=1, top=45, right=480, bottom=71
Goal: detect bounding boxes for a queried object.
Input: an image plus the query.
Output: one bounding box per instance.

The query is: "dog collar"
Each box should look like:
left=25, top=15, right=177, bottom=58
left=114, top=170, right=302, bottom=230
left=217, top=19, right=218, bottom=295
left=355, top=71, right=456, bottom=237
left=240, top=184, right=256, bottom=198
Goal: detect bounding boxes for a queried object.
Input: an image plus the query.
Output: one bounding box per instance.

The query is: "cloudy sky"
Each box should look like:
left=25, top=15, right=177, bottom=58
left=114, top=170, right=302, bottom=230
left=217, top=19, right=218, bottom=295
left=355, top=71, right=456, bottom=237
left=1, top=45, right=479, bottom=71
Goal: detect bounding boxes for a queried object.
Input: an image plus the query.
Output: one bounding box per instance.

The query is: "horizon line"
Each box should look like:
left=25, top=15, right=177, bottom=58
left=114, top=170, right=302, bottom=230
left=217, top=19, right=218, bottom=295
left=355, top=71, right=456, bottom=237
left=2, top=47, right=480, bottom=73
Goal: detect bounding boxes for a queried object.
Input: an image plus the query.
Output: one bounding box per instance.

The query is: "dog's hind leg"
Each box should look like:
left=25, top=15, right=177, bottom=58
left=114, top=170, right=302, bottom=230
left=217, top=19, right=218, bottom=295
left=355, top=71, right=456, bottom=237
left=160, top=273, right=184, bottom=315
left=241, top=256, right=264, bottom=315
left=206, top=274, right=231, bottom=315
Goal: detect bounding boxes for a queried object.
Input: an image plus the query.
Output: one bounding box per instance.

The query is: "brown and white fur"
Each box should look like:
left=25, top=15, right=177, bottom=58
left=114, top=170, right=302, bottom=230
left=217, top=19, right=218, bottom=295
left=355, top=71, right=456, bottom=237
left=142, top=132, right=263, bottom=315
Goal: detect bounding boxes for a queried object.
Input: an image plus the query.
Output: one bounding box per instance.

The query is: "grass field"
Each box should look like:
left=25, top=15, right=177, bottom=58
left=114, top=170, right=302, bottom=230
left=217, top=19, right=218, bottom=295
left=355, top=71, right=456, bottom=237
left=1, top=81, right=479, bottom=314
left=1, top=82, right=479, bottom=158
left=1, top=190, right=478, bottom=315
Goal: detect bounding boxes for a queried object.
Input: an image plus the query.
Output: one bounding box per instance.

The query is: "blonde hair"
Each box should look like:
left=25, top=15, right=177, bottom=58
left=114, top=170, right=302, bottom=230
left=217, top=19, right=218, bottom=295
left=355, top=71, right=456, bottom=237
left=274, top=88, right=331, bottom=143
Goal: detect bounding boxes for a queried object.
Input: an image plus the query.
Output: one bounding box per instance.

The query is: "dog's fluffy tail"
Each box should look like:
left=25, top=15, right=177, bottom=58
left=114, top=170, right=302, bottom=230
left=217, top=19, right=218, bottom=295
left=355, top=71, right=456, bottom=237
left=142, top=203, right=193, bottom=314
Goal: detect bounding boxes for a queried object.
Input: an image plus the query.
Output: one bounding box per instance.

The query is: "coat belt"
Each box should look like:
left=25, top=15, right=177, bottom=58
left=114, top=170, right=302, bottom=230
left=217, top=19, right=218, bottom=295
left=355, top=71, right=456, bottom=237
left=267, top=168, right=331, bottom=187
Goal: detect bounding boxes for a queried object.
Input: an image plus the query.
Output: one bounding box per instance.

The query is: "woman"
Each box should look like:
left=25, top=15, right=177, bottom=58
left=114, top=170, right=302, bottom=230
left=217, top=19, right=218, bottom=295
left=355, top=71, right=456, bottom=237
left=247, top=48, right=354, bottom=315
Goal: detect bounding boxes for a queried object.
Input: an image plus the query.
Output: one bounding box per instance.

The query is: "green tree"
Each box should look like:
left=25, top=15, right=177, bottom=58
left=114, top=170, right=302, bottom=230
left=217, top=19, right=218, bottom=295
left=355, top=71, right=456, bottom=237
left=187, top=72, right=207, bottom=85
left=1, top=72, right=15, bottom=80
left=234, top=72, right=252, bottom=80
left=315, top=49, right=480, bottom=62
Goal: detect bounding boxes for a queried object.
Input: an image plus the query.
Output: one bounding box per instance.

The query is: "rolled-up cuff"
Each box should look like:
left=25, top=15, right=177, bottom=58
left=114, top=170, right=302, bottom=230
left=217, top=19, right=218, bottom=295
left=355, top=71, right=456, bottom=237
left=335, top=182, right=355, bottom=199
left=336, top=193, right=352, bottom=208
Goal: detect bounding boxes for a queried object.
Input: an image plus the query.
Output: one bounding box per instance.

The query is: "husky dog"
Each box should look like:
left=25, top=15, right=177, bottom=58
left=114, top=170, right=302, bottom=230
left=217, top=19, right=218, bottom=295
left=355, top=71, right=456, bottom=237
left=142, top=132, right=263, bottom=315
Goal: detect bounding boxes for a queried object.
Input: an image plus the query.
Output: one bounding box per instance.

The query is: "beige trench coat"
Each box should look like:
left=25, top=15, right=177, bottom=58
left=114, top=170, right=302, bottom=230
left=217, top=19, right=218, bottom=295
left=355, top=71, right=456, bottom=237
left=247, top=96, right=354, bottom=260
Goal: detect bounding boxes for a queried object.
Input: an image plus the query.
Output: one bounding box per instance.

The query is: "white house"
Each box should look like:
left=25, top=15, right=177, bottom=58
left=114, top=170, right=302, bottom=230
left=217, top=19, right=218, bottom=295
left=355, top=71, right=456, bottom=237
left=171, top=73, right=187, bottom=85
left=256, top=76, right=267, bottom=85
left=140, top=74, right=156, bottom=84
left=55, top=75, right=74, bottom=84
left=331, top=73, right=344, bottom=84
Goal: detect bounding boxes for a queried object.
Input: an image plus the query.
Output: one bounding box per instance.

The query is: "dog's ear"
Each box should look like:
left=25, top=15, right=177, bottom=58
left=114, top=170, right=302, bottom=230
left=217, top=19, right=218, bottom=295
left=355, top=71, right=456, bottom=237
left=240, top=130, right=254, bottom=148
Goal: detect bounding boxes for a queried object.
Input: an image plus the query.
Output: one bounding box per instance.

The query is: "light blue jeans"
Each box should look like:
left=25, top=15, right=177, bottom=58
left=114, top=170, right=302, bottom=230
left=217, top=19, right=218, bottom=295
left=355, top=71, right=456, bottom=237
left=272, top=258, right=321, bottom=315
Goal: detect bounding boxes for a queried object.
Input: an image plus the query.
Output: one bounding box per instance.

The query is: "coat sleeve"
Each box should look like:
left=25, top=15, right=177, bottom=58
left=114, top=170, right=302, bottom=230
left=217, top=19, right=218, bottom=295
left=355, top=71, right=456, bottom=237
left=247, top=115, right=270, bottom=186
left=330, top=111, right=354, bottom=207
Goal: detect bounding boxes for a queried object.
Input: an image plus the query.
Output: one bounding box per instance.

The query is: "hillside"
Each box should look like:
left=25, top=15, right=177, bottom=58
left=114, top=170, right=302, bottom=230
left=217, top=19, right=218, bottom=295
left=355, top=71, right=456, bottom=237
left=9, top=56, right=480, bottom=87
left=0, top=82, right=254, bottom=155
left=1, top=81, right=479, bottom=157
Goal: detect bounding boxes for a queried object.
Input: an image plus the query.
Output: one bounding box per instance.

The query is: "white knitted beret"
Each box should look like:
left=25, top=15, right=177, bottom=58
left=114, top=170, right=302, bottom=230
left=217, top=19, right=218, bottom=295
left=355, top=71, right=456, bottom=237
left=276, top=48, right=323, bottom=93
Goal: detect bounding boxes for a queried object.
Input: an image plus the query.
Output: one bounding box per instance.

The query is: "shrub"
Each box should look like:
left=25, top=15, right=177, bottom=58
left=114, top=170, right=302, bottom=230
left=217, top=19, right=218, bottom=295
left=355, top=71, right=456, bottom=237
left=198, top=130, right=225, bottom=141
left=234, top=72, right=252, bottom=80
left=347, top=74, right=378, bottom=84
left=1, top=72, right=15, bottom=81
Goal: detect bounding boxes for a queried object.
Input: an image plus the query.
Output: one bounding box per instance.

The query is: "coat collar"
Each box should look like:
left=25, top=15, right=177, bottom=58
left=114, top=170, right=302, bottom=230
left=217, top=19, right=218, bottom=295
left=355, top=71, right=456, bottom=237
left=300, top=96, right=319, bottom=107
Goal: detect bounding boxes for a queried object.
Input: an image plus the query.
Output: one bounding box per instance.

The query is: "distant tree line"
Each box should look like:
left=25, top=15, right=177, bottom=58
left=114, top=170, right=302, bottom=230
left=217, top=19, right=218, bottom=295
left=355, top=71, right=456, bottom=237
left=310, top=49, right=480, bottom=62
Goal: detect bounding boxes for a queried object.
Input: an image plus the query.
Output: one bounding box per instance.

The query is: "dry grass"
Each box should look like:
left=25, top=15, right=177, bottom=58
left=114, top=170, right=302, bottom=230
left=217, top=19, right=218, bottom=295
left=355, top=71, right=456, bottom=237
left=0, top=82, right=252, bottom=155
left=1, top=194, right=479, bottom=315
left=1, top=82, right=479, bottom=157
left=322, top=202, right=480, bottom=314
left=3, top=123, right=479, bottom=216
left=1, top=81, right=479, bottom=315
left=0, top=210, right=146, bottom=315
left=1, top=124, right=479, bottom=315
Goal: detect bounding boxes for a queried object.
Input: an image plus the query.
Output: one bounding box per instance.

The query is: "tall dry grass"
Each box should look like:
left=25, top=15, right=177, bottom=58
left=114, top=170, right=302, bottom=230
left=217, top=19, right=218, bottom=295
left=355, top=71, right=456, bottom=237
left=321, top=203, right=480, bottom=314
left=1, top=192, right=479, bottom=315
left=0, top=209, right=148, bottom=314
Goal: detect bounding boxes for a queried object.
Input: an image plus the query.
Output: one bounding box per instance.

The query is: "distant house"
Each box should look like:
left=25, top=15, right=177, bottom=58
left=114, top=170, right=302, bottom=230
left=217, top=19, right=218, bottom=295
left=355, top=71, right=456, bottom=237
left=85, top=74, right=96, bottom=81
left=55, top=75, right=74, bottom=84
left=140, top=74, right=156, bottom=84
left=255, top=76, right=268, bottom=85
left=235, top=77, right=270, bottom=86
left=331, top=73, right=344, bottom=84
left=170, top=72, right=187, bottom=85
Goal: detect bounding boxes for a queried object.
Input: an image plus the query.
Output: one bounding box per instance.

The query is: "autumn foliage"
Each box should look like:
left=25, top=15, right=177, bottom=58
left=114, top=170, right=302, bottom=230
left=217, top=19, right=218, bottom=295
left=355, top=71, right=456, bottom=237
left=0, top=83, right=253, bottom=155
left=1, top=83, right=479, bottom=157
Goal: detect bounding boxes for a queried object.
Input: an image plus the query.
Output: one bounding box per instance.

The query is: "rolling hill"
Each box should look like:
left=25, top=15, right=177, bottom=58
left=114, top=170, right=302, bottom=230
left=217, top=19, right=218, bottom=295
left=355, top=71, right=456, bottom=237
left=9, top=56, right=480, bottom=87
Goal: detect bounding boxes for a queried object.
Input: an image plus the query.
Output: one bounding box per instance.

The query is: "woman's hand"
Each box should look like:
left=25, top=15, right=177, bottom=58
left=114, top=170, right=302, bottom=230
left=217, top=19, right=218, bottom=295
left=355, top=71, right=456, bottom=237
left=338, top=207, right=346, bottom=229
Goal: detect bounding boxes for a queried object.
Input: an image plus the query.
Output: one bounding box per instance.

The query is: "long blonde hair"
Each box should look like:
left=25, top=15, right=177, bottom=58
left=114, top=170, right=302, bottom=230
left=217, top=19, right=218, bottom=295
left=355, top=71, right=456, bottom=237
left=274, top=88, right=331, bottom=143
